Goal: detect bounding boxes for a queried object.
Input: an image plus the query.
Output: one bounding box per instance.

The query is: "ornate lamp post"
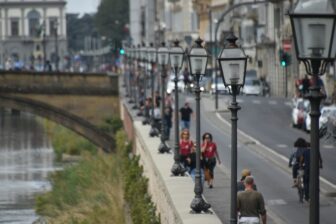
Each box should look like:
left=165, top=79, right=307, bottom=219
left=188, top=38, right=211, bottom=213
left=141, top=43, right=148, bottom=101
left=132, top=45, right=141, bottom=110
left=289, top=1, right=336, bottom=223
left=218, top=33, right=247, bottom=224
left=147, top=43, right=157, bottom=128
left=128, top=46, right=135, bottom=104
left=169, top=40, right=186, bottom=176
left=157, top=42, right=170, bottom=153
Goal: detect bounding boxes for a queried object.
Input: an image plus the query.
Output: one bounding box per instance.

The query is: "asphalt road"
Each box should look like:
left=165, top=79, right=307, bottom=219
left=217, top=95, right=336, bottom=185
left=123, top=78, right=336, bottom=223
left=177, top=92, right=336, bottom=223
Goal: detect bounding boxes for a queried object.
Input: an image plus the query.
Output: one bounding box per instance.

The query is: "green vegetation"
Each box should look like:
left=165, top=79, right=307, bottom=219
left=36, top=117, right=160, bottom=223
left=95, top=0, right=129, bottom=43
left=44, top=122, right=97, bottom=161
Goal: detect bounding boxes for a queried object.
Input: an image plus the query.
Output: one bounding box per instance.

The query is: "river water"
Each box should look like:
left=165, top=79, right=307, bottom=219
left=0, top=111, right=59, bottom=224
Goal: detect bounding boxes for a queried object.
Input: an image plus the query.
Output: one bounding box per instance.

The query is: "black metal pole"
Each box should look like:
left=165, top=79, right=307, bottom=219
left=171, top=66, right=185, bottom=176
left=132, top=60, right=139, bottom=110
left=43, top=32, right=47, bottom=71
left=158, top=64, right=170, bottom=153
left=285, top=66, right=288, bottom=98
left=228, top=85, right=241, bottom=224
left=308, top=60, right=322, bottom=224
left=190, top=73, right=211, bottom=213
left=151, top=63, right=155, bottom=118
left=215, top=34, right=219, bottom=110
left=55, top=27, right=59, bottom=72
left=127, top=57, right=133, bottom=102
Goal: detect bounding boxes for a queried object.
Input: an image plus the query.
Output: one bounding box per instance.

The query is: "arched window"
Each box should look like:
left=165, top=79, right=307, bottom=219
left=27, top=10, right=41, bottom=37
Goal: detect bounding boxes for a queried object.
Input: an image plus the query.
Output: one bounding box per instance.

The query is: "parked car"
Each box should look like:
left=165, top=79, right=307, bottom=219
left=210, top=78, right=229, bottom=94
left=166, top=72, right=185, bottom=94
left=242, top=78, right=262, bottom=96
left=292, top=98, right=310, bottom=128
left=305, top=105, right=336, bottom=132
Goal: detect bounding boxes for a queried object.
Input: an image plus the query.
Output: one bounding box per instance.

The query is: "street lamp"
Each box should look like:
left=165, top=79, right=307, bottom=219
left=217, top=33, right=247, bottom=224
left=141, top=43, right=148, bottom=101
left=169, top=39, right=186, bottom=176
left=188, top=37, right=211, bottom=213
left=128, top=46, right=135, bottom=104
left=289, top=0, right=336, bottom=223
left=147, top=43, right=157, bottom=132
left=132, top=44, right=141, bottom=110
left=54, top=21, right=59, bottom=72
left=157, top=42, right=170, bottom=153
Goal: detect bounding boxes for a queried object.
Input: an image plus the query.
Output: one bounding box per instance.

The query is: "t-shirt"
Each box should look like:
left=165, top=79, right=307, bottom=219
left=202, top=142, right=217, bottom=158
left=179, top=107, right=193, bottom=121
left=179, top=140, right=193, bottom=156
left=237, top=190, right=266, bottom=217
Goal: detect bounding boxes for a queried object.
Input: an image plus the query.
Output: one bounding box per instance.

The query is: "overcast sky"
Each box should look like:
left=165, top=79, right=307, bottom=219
left=66, top=0, right=100, bottom=14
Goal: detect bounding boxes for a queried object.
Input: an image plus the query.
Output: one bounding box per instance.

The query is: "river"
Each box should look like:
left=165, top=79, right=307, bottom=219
left=0, top=111, right=59, bottom=224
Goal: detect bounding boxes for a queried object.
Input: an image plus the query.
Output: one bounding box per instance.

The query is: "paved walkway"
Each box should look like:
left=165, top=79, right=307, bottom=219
left=121, top=81, right=282, bottom=223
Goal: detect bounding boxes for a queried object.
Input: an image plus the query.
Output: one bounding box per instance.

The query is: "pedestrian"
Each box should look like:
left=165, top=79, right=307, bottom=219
left=237, top=176, right=267, bottom=224
left=5, top=58, right=12, bottom=70
left=237, top=169, right=257, bottom=192
left=154, top=90, right=161, bottom=107
left=179, top=101, right=193, bottom=130
left=45, top=60, right=52, bottom=72
left=163, top=105, right=172, bottom=140
left=201, top=132, right=221, bottom=188
left=179, top=129, right=194, bottom=170
left=186, top=143, right=205, bottom=184
left=302, top=75, right=310, bottom=95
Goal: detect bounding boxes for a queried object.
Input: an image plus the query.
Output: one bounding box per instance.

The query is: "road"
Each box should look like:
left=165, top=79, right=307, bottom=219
left=176, top=92, right=336, bottom=223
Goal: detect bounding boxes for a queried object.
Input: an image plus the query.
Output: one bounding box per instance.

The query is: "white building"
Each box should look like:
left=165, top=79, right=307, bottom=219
left=0, top=0, right=67, bottom=70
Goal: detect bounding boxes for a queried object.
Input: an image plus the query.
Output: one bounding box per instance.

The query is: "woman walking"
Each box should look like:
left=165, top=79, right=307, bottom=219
left=201, top=132, right=221, bottom=188
left=179, top=129, right=194, bottom=171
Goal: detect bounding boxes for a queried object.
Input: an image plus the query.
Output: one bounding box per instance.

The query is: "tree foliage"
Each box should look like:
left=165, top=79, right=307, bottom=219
left=67, top=13, right=96, bottom=52
left=95, top=0, right=129, bottom=43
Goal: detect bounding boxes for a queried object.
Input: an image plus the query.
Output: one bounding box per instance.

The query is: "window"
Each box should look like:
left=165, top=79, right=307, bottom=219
left=49, top=18, right=58, bottom=36
left=11, top=19, right=19, bottom=36
left=27, top=10, right=41, bottom=37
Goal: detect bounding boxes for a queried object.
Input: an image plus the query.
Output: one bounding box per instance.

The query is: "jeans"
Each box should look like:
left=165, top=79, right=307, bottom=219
left=180, top=120, right=190, bottom=130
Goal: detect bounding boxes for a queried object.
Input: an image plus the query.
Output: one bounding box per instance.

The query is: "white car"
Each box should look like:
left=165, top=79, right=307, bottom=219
left=292, top=98, right=309, bottom=128
left=242, top=79, right=262, bottom=96
left=305, top=106, right=336, bottom=132
left=210, top=79, right=229, bottom=94
left=166, top=73, right=185, bottom=94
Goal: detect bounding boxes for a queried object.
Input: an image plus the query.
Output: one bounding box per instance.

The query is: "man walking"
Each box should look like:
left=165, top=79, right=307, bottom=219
left=179, top=102, right=193, bottom=130
left=237, top=176, right=267, bottom=224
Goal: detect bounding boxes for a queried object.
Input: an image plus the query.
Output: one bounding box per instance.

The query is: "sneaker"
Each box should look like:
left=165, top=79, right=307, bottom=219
left=209, top=185, right=213, bottom=189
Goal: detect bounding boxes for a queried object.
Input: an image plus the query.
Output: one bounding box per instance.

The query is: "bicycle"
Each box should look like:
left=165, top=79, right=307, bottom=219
left=296, top=168, right=305, bottom=203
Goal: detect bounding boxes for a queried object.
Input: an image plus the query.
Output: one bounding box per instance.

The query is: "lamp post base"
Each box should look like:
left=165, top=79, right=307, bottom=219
left=190, top=196, right=212, bottom=214
left=158, top=142, right=170, bottom=153
left=171, top=162, right=186, bottom=176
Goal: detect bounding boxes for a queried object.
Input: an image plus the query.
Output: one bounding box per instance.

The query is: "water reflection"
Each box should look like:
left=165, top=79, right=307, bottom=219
left=0, top=111, right=58, bottom=223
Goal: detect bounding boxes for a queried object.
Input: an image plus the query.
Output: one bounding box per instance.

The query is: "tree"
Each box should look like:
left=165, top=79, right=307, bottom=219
left=67, top=13, right=96, bottom=52
left=95, top=0, right=129, bottom=44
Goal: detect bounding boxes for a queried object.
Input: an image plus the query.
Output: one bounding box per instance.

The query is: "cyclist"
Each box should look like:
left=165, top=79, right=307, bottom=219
left=289, top=138, right=308, bottom=188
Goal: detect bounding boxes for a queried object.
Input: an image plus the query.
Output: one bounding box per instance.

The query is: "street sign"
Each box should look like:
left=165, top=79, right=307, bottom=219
left=282, top=39, right=292, bottom=52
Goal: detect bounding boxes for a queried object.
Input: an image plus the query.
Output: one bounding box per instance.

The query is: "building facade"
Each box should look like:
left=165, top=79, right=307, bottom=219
left=0, top=0, right=67, bottom=70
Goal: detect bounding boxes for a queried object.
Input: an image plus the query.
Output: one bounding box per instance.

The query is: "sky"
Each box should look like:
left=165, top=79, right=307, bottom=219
left=66, top=0, right=100, bottom=14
